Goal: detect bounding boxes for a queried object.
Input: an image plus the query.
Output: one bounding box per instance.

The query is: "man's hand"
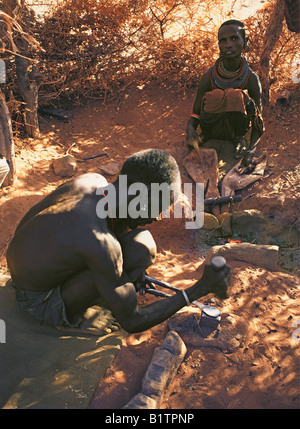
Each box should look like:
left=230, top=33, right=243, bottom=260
left=186, top=125, right=200, bottom=151
left=241, top=150, right=254, bottom=167
left=235, top=137, right=247, bottom=158
left=201, top=262, right=231, bottom=299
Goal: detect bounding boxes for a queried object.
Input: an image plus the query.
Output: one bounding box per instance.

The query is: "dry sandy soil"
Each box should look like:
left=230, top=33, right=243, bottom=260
left=0, top=82, right=299, bottom=409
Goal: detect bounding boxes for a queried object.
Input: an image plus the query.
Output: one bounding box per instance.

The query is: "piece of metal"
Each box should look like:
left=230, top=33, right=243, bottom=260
left=200, top=304, right=221, bottom=329
left=144, top=275, right=179, bottom=293
left=202, top=305, right=222, bottom=318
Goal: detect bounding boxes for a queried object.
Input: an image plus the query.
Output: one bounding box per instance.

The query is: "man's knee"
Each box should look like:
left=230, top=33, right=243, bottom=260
left=120, top=229, right=157, bottom=275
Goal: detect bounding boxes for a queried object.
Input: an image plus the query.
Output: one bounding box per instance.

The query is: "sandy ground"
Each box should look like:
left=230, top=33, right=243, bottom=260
left=0, top=82, right=299, bottom=409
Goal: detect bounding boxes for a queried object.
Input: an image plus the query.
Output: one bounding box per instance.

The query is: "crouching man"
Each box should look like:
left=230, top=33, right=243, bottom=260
left=7, top=149, right=231, bottom=333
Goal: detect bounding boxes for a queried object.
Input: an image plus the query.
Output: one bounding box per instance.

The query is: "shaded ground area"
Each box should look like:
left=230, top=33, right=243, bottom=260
left=0, top=273, right=125, bottom=409
left=0, top=82, right=299, bottom=409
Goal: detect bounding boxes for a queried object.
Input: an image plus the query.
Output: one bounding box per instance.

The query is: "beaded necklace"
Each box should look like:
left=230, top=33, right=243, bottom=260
left=210, top=56, right=251, bottom=90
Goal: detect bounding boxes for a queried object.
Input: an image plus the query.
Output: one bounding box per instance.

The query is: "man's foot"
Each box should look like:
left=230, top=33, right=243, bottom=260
left=57, top=306, right=122, bottom=336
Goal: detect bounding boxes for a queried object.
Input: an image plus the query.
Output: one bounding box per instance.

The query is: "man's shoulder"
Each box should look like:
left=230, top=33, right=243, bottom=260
left=248, top=68, right=261, bottom=84
left=73, top=173, right=108, bottom=195
left=203, top=66, right=214, bottom=78
left=78, top=222, right=123, bottom=273
left=244, top=68, right=261, bottom=93
left=198, top=66, right=214, bottom=90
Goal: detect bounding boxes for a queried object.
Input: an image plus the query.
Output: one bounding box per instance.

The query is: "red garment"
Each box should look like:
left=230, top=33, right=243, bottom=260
left=202, top=88, right=248, bottom=115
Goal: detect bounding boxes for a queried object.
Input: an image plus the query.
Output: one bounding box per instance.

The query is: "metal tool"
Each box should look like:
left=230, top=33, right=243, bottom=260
left=139, top=256, right=227, bottom=302
left=138, top=257, right=227, bottom=331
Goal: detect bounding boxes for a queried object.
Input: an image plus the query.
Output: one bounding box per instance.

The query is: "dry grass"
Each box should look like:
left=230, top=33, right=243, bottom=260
left=0, top=0, right=299, bottom=134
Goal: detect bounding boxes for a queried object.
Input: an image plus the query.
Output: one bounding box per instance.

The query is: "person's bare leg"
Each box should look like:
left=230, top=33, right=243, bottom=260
left=60, top=269, right=102, bottom=320
left=60, top=229, right=156, bottom=323
left=119, top=229, right=156, bottom=284
left=59, top=269, right=120, bottom=334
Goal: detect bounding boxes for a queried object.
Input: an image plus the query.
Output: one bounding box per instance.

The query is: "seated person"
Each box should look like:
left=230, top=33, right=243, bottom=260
left=186, top=19, right=264, bottom=167
left=6, top=149, right=231, bottom=333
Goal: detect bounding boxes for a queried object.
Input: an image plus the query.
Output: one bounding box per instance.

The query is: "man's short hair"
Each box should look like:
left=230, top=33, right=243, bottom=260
left=219, top=19, right=246, bottom=41
left=120, top=149, right=180, bottom=189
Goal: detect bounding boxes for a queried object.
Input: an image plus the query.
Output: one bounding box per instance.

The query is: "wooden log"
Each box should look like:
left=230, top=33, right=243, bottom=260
left=259, top=0, right=285, bottom=107
left=15, top=53, right=40, bottom=138
left=123, top=331, right=187, bottom=409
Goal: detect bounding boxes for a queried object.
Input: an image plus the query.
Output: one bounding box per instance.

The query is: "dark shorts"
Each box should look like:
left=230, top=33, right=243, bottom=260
left=12, top=283, right=82, bottom=328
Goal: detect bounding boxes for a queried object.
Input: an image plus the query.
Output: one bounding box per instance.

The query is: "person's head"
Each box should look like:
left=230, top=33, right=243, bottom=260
left=119, top=149, right=181, bottom=228
left=120, top=149, right=180, bottom=188
left=218, top=20, right=248, bottom=59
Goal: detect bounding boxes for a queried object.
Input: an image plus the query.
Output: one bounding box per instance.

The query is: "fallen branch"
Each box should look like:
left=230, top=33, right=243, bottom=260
left=83, top=153, right=107, bottom=161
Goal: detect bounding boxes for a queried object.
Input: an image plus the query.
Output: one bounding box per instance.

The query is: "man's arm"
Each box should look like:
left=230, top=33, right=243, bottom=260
left=116, top=263, right=231, bottom=333
left=243, top=72, right=265, bottom=164
left=186, top=69, right=212, bottom=148
left=247, top=71, right=262, bottom=112
left=83, top=236, right=231, bottom=333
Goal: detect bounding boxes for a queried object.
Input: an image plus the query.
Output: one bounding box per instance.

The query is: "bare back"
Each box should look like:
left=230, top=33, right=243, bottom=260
left=7, top=173, right=122, bottom=292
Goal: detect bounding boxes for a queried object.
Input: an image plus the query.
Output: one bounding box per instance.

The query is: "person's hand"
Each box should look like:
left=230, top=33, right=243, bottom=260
left=186, top=126, right=200, bottom=151
left=241, top=150, right=254, bottom=167
left=201, top=262, right=231, bottom=299
left=235, top=137, right=247, bottom=158
left=133, top=272, right=146, bottom=291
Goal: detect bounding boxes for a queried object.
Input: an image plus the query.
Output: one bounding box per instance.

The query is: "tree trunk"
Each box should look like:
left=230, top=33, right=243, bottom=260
left=4, top=0, right=40, bottom=138
left=3, top=0, right=20, bottom=16
left=15, top=53, right=40, bottom=138
left=259, top=0, right=285, bottom=107
left=284, top=0, right=300, bottom=33
left=0, top=90, right=16, bottom=186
